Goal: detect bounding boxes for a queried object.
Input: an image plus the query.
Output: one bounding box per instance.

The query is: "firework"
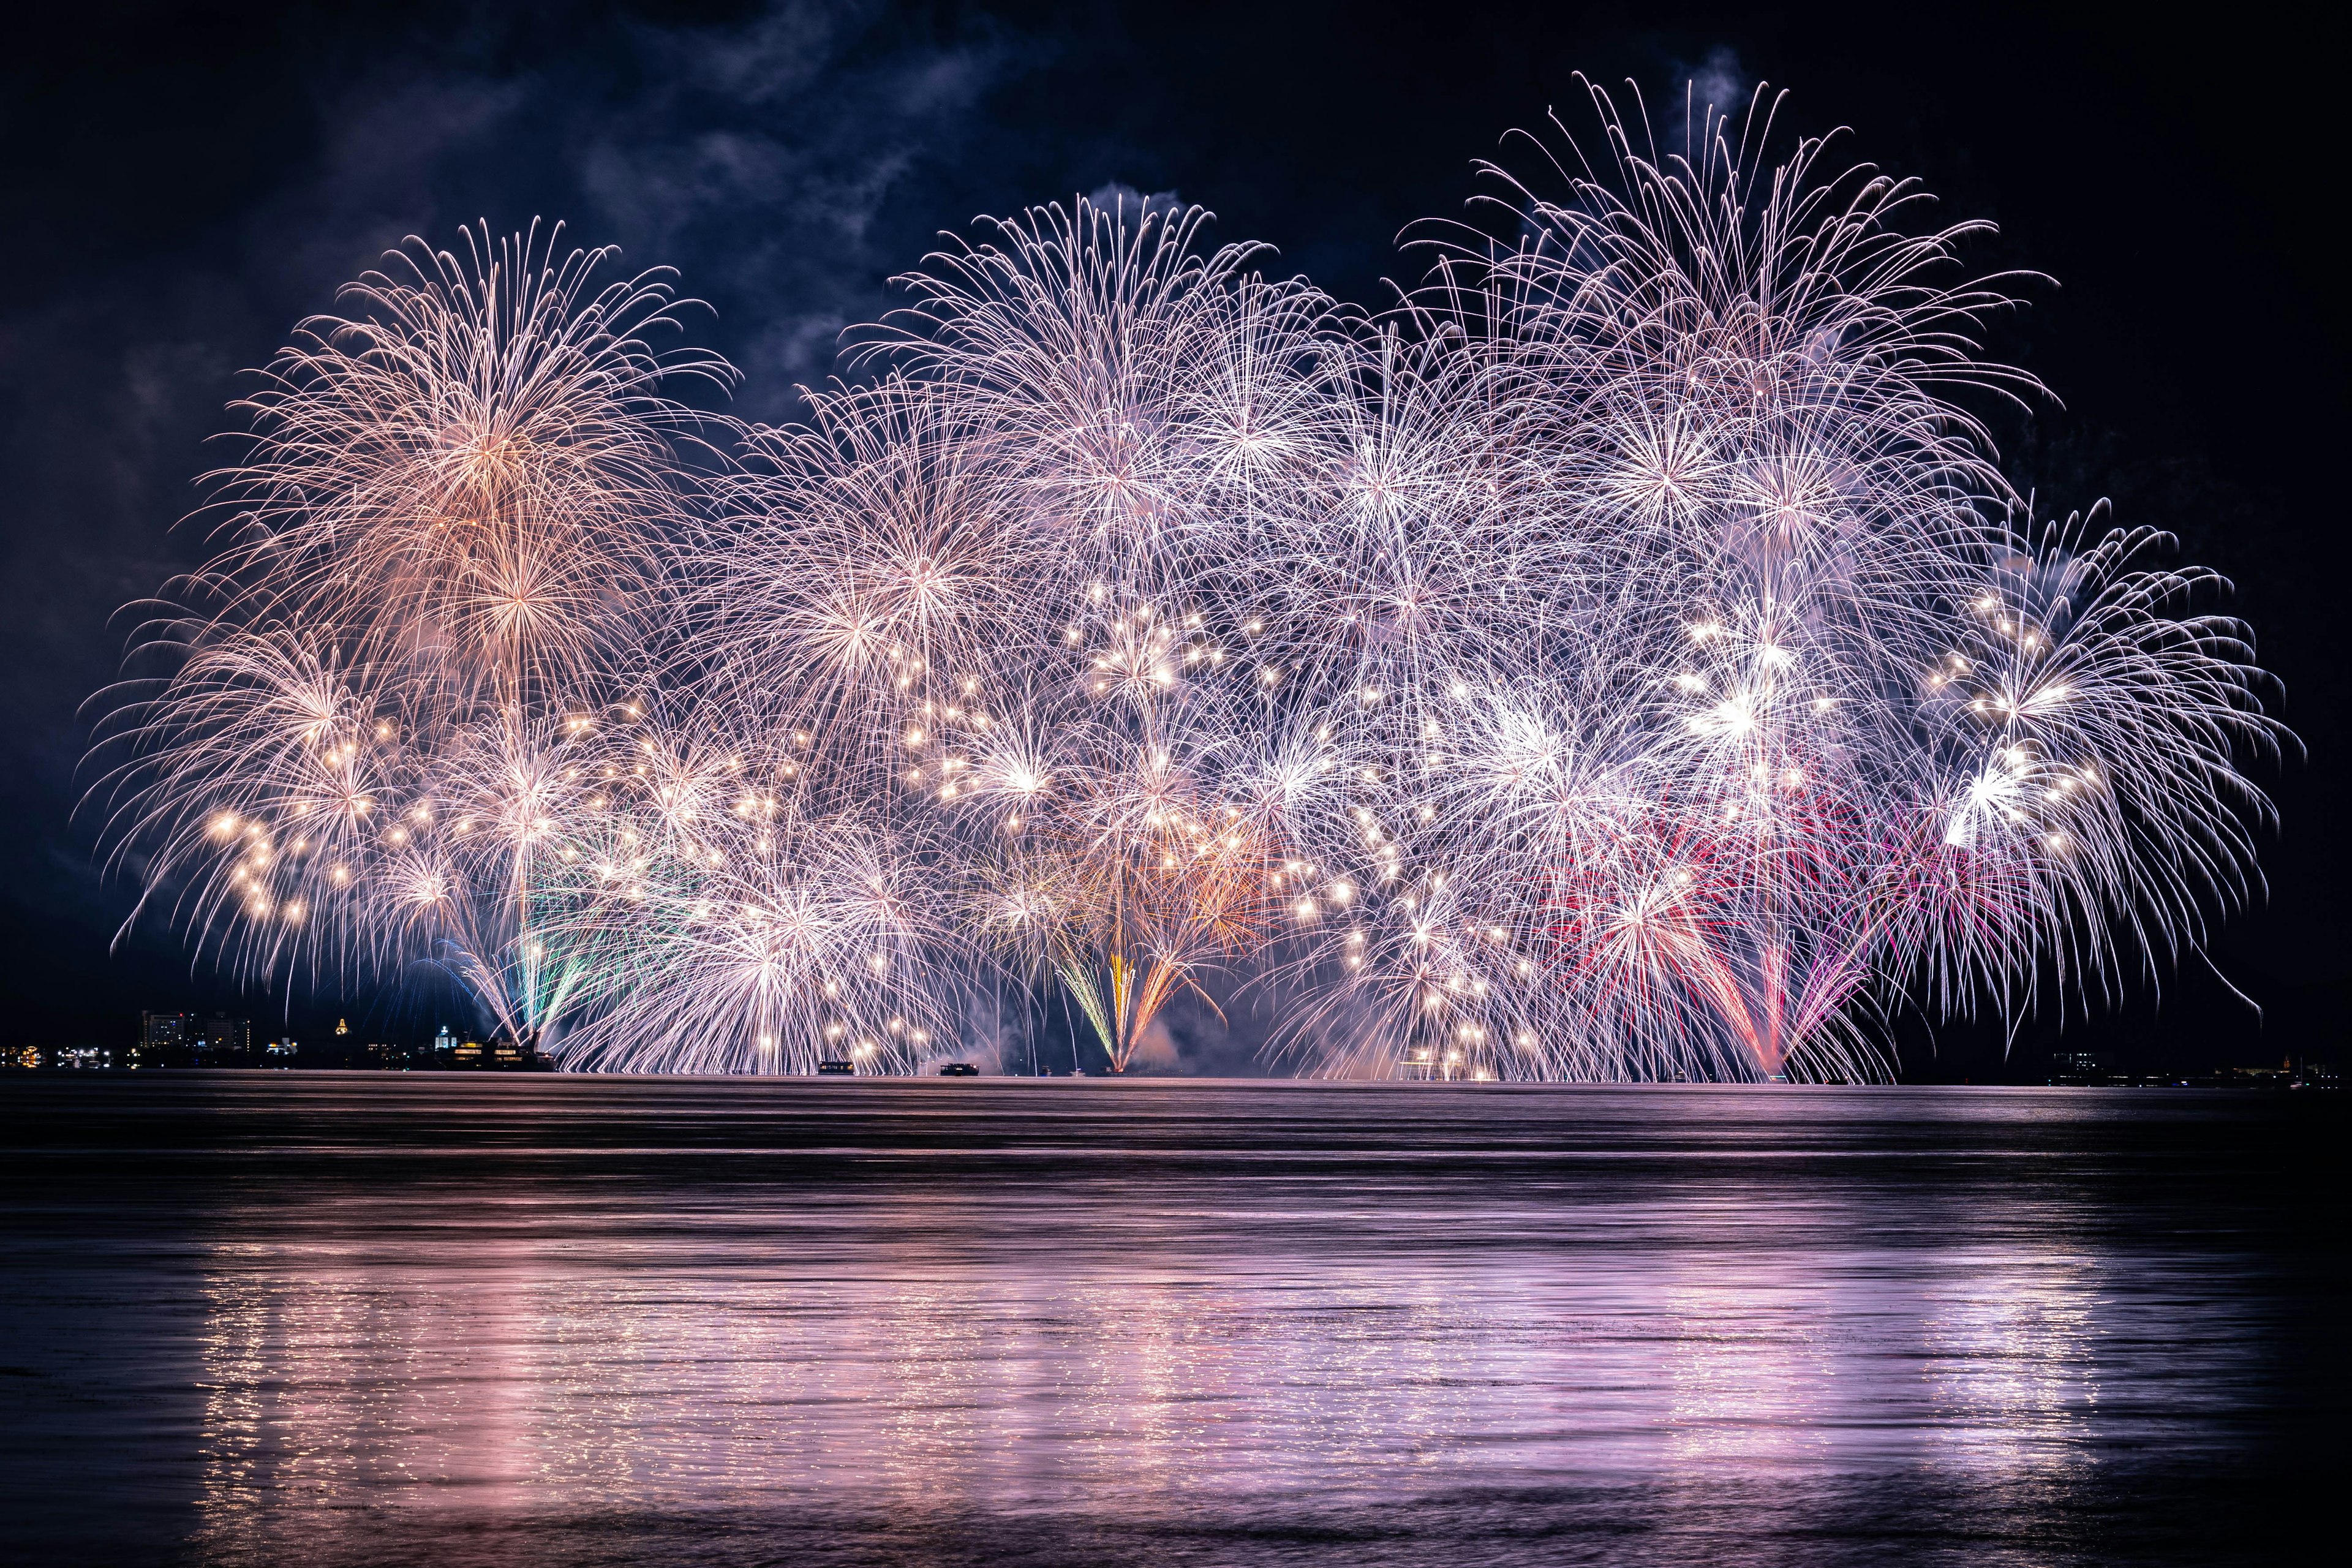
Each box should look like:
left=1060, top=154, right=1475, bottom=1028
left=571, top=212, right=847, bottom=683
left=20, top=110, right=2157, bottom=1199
left=93, top=87, right=2284, bottom=1080
left=90, top=224, right=734, bottom=1043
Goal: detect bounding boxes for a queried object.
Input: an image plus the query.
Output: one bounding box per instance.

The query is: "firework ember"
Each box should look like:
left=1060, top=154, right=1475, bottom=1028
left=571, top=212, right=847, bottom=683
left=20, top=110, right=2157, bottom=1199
left=89, top=85, right=2285, bottom=1079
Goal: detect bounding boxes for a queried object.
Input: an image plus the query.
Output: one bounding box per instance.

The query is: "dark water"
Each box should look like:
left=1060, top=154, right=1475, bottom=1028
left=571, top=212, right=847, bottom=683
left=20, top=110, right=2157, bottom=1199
left=0, top=1077, right=2340, bottom=1567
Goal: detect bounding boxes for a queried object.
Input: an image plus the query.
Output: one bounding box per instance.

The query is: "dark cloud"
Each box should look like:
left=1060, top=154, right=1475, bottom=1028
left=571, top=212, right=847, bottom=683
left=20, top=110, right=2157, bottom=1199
left=1675, top=45, right=1746, bottom=117
left=1082, top=181, right=1185, bottom=225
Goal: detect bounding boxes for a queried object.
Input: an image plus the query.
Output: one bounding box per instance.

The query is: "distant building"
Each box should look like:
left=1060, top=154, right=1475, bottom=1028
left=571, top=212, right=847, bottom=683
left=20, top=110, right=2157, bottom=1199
left=428, top=1028, right=546, bottom=1070
left=365, top=1040, right=421, bottom=1069
left=2050, top=1049, right=2117, bottom=1084
left=138, top=1011, right=251, bottom=1068
left=195, top=1016, right=251, bottom=1060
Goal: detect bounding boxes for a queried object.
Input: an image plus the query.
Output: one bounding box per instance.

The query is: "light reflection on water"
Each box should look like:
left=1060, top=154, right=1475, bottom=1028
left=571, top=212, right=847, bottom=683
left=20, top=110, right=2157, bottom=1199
left=0, top=1078, right=2334, bottom=1566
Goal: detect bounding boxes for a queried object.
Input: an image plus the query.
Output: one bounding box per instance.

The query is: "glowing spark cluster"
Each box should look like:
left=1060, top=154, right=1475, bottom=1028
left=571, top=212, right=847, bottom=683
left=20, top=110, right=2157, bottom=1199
left=90, top=86, right=2283, bottom=1080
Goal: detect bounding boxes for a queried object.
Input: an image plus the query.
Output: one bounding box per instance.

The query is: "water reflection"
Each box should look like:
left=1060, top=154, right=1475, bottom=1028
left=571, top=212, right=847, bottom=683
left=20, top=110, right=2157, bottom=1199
left=0, top=1079, right=2328, bottom=1566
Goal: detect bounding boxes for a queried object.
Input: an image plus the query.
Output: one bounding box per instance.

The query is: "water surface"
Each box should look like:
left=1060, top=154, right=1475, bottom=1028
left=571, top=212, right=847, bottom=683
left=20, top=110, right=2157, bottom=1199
left=1, top=1076, right=2339, bottom=1566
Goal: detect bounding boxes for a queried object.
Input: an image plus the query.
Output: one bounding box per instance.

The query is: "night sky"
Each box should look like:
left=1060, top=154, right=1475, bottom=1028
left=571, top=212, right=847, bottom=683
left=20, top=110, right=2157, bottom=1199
left=2, top=1, right=2337, bottom=1076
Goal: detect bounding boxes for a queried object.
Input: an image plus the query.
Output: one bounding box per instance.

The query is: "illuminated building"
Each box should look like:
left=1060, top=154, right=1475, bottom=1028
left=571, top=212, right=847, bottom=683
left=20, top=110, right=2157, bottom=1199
left=139, top=1011, right=192, bottom=1063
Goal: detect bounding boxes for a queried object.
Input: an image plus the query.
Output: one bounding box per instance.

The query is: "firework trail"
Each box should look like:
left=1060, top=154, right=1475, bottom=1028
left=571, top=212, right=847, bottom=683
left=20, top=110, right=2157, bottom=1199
left=92, top=86, right=2285, bottom=1079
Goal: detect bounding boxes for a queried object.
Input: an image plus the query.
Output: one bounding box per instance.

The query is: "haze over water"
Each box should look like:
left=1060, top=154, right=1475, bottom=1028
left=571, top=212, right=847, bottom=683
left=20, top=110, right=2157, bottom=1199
left=1, top=1077, right=2338, bottom=1566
